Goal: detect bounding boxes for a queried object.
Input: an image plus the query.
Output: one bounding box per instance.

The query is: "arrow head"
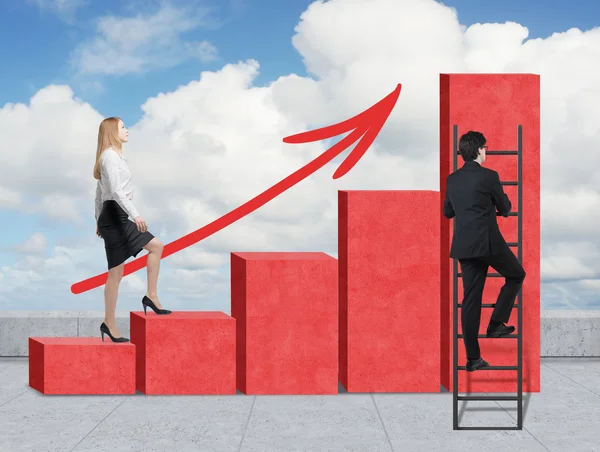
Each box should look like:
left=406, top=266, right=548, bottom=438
left=284, top=84, right=402, bottom=179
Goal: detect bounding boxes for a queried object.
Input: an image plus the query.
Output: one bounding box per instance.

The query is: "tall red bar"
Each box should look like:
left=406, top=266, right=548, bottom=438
left=339, top=190, right=440, bottom=392
left=439, top=73, right=540, bottom=393
left=231, top=252, right=338, bottom=395
left=28, top=337, right=136, bottom=395
left=130, top=311, right=236, bottom=395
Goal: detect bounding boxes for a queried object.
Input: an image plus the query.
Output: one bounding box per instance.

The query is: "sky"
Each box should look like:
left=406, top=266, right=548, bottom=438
left=0, top=0, right=599, bottom=312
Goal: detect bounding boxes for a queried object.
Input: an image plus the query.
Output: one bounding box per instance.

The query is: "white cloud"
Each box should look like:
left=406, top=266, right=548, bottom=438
left=27, top=0, right=87, bottom=22
left=70, top=3, right=219, bottom=76
left=183, top=41, right=219, bottom=63
left=122, top=273, right=146, bottom=293
left=169, top=248, right=229, bottom=269
left=0, top=187, right=23, bottom=209
left=10, top=233, right=48, bottom=256
left=2, top=0, right=600, bottom=310
left=0, top=85, right=102, bottom=224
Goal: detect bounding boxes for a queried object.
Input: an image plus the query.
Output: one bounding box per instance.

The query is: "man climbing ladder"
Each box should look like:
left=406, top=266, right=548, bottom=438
left=444, top=126, right=526, bottom=430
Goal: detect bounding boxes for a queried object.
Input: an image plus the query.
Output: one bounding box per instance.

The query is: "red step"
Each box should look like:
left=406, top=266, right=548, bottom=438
left=28, top=337, right=136, bottom=395
left=130, top=311, right=236, bottom=395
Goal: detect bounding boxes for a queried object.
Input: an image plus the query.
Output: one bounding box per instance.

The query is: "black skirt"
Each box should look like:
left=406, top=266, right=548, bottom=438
left=97, top=200, right=154, bottom=269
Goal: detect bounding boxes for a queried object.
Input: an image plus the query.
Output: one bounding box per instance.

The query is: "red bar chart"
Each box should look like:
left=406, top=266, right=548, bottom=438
left=26, top=75, right=540, bottom=402
left=339, top=190, right=441, bottom=392
left=231, top=252, right=338, bottom=395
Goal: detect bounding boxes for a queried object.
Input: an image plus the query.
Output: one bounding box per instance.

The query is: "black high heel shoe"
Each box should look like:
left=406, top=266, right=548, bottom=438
left=100, top=322, right=130, bottom=342
left=142, top=295, right=172, bottom=315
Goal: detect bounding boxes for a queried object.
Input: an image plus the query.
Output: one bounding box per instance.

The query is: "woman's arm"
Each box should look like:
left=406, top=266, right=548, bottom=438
left=100, top=150, right=140, bottom=219
left=94, top=181, right=103, bottom=222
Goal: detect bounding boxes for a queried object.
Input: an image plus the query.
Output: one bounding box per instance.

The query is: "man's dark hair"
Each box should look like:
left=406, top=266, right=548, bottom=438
left=458, top=131, right=486, bottom=162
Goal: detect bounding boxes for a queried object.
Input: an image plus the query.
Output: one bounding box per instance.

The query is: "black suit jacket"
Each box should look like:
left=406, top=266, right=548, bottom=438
left=443, top=160, right=512, bottom=259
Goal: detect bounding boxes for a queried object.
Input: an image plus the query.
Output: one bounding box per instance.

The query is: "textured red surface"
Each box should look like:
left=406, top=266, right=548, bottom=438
left=231, top=252, right=338, bottom=395
left=440, top=73, right=541, bottom=393
left=28, top=337, right=135, bottom=395
left=339, top=190, right=441, bottom=392
left=130, top=311, right=236, bottom=395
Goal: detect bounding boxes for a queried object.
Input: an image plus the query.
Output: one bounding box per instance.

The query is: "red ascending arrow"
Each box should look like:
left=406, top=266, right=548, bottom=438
left=71, top=83, right=402, bottom=294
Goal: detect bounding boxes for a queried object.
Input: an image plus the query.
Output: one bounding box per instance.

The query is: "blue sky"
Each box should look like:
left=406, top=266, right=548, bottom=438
left=0, top=0, right=599, bottom=310
left=0, top=0, right=310, bottom=124
left=1, top=0, right=599, bottom=125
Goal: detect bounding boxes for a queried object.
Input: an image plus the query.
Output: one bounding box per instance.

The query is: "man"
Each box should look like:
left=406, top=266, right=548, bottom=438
left=443, top=131, right=526, bottom=372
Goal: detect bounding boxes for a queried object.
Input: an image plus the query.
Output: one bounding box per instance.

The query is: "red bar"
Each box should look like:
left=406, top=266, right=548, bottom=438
left=231, top=252, right=338, bottom=395
left=339, top=190, right=441, bottom=392
left=28, top=337, right=135, bottom=395
left=130, top=311, right=236, bottom=395
left=440, top=73, right=540, bottom=393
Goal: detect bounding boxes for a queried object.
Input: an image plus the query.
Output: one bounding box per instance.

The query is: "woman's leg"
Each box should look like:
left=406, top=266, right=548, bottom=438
left=143, top=237, right=165, bottom=308
left=104, top=263, right=124, bottom=337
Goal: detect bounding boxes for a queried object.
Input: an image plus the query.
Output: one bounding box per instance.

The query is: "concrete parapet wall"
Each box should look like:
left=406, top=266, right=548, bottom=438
left=1, top=310, right=599, bottom=357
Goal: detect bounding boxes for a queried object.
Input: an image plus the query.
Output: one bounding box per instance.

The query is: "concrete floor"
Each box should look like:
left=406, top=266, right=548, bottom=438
left=0, top=357, right=598, bottom=452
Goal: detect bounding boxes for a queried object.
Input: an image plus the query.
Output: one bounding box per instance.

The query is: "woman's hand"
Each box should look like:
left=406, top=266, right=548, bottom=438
left=96, top=227, right=102, bottom=238
left=134, top=216, right=148, bottom=233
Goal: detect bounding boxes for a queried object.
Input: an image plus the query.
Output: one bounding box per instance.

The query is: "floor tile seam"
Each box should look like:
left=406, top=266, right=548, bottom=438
left=237, top=396, right=256, bottom=452
left=541, top=361, right=600, bottom=399
left=68, top=396, right=131, bottom=452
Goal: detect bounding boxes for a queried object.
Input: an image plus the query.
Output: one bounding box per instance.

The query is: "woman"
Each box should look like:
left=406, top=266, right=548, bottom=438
left=93, top=117, right=171, bottom=343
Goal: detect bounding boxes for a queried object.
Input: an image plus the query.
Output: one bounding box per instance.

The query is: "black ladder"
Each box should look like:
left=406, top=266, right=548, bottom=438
left=451, top=124, right=524, bottom=430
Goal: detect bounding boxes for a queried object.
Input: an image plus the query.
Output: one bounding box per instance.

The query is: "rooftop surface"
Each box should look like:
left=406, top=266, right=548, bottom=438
left=0, top=357, right=598, bottom=451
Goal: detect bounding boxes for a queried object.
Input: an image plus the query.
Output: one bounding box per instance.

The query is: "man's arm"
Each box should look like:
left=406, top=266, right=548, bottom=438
left=443, top=189, right=455, bottom=219
left=490, top=170, right=511, bottom=217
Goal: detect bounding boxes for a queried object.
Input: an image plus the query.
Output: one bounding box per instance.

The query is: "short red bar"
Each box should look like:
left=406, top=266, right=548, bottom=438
left=130, top=311, right=236, bottom=395
left=231, top=252, right=338, bottom=395
left=339, top=190, right=441, bottom=392
left=440, top=73, right=541, bottom=393
left=28, top=337, right=135, bottom=395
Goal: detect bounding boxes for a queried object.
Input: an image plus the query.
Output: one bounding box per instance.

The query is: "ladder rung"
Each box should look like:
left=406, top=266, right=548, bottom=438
left=457, top=426, right=521, bottom=431
left=457, top=334, right=519, bottom=339
left=457, top=366, right=518, bottom=371
left=500, top=181, right=518, bottom=186
left=457, top=395, right=519, bottom=401
left=457, top=304, right=519, bottom=308
left=507, top=212, right=518, bottom=216
left=507, top=242, right=518, bottom=246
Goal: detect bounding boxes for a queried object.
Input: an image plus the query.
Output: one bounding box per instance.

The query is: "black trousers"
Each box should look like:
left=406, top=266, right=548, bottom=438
left=458, top=248, right=526, bottom=360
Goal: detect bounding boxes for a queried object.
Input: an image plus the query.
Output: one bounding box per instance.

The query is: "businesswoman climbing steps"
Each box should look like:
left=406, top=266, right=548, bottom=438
left=93, top=117, right=172, bottom=343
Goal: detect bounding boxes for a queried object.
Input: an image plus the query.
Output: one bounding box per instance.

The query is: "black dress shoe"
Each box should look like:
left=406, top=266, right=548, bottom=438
left=487, top=322, right=516, bottom=338
left=466, top=357, right=490, bottom=372
left=142, top=295, right=172, bottom=315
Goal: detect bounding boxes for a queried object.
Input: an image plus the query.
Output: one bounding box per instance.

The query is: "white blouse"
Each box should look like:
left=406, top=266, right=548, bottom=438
left=94, top=148, right=140, bottom=221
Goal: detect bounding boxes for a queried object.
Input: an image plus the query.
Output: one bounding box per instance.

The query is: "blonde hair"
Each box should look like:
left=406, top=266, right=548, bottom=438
left=93, top=117, right=123, bottom=180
